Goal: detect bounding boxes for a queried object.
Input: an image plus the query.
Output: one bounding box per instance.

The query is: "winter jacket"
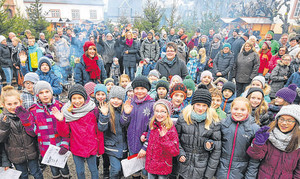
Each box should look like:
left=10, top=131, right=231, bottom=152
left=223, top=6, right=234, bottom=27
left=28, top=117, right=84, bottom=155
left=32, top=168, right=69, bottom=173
left=74, top=55, right=107, bottom=85
left=120, top=95, right=155, bottom=154
left=0, top=143, right=10, bottom=167
left=187, top=57, right=200, bottom=81
left=258, top=49, right=272, bottom=74
left=197, top=42, right=210, bottom=56
left=247, top=139, right=300, bottom=179
left=155, top=56, right=188, bottom=79
left=220, top=93, right=236, bottom=114
left=122, top=40, right=139, bottom=68
left=268, top=54, right=282, bottom=73
left=208, top=42, right=223, bottom=59
left=176, top=114, right=221, bottom=179
left=288, top=44, right=300, bottom=59
left=216, top=115, right=260, bottom=179
left=213, top=51, right=234, bottom=80
left=98, top=109, right=127, bottom=159
left=250, top=107, right=269, bottom=126
left=19, top=100, right=69, bottom=157
left=0, top=110, right=38, bottom=164
left=266, top=104, right=282, bottom=125
left=270, top=61, right=290, bottom=98
left=289, top=58, right=300, bottom=74
left=21, top=89, right=36, bottom=109
left=231, top=37, right=246, bottom=60
left=37, top=39, right=50, bottom=55
left=286, top=72, right=300, bottom=87
left=234, top=50, right=259, bottom=84
left=57, top=108, right=104, bottom=158
left=140, top=38, right=160, bottom=62
left=27, top=43, right=43, bottom=71
left=98, top=38, right=116, bottom=64
left=145, top=124, right=179, bottom=175
left=259, top=39, right=280, bottom=55
left=0, top=44, right=12, bottom=68
left=54, top=39, right=70, bottom=67
left=11, top=43, right=25, bottom=67
left=36, top=70, right=63, bottom=95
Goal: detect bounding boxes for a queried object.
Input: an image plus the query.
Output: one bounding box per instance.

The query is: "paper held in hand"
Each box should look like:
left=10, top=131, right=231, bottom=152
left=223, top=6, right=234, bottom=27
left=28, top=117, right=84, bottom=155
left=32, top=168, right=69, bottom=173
left=0, top=167, right=22, bottom=179
left=121, top=154, right=146, bottom=177
left=41, top=144, right=71, bottom=168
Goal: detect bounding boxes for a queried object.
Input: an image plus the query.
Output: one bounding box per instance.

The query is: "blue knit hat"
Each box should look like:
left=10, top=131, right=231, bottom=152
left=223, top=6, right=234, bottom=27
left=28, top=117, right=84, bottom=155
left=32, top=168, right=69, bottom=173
left=94, top=84, right=107, bottom=97
left=223, top=43, right=231, bottom=50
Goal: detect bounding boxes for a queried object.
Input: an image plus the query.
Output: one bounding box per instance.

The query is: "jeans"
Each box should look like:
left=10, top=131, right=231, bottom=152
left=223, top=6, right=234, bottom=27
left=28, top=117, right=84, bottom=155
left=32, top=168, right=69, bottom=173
left=50, top=163, right=70, bottom=178
left=125, top=67, right=136, bottom=81
left=73, top=154, right=98, bottom=179
left=14, top=159, right=43, bottom=179
left=2, top=67, right=12, bottom=85
left=108, top=155, right=122, bottom=179
left=148, top=173, right=168, bottom=179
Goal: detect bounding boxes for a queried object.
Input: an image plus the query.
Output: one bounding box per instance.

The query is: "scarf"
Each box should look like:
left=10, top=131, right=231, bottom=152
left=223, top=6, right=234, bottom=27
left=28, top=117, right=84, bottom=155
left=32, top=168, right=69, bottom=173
left=82, top=54, right=101, bottom=80
left=243, top=49, right=253, bottom=56
left=268, top=127, right=298, bottom=152
left=126, top=39, right=133, bottom=47
left=191, top=111, right=207, bottom=123
left=134, top=94, right=152, bottom=104
left=163, top=56, right=177, bottom=67
left=211, top=41, right=221, bottom=50
left=62, top=98, right=96, bottom=122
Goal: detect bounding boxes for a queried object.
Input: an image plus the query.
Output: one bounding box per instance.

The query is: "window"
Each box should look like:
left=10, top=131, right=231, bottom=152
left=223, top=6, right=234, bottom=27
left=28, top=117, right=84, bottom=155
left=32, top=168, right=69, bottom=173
left=72, top=9, right=80, bottom=20
left=50, top=9, right=60, bottom=18
left=90, top=10, right=97, bottom=19
left=294, top=1, right=300, bottom=17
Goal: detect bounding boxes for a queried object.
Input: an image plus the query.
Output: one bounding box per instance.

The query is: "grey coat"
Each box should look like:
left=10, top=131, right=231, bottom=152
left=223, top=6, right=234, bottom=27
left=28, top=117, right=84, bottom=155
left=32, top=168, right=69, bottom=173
left=0, top=44, right=13, bottom=68
left=140, top=38, right=160, bottom=62
left=213, top=51, right=234, bottom=80
left=155, top=56, right=188, bottom=79
left=270, top=61, right=290, bottom=98
left=98, top=38, right=116, bottom=64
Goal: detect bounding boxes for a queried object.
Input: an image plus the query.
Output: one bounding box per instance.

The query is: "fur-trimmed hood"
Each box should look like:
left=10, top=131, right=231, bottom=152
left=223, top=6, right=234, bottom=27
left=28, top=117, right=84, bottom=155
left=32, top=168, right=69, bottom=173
left=213, top=77, right=228, bottom=86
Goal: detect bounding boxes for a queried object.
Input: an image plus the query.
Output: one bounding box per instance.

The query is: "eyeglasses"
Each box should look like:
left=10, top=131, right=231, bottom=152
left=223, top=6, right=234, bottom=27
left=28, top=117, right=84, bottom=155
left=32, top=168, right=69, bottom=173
left=155, top=110, right=167, bottom=115
left=278, top=117, right=296, bottom=125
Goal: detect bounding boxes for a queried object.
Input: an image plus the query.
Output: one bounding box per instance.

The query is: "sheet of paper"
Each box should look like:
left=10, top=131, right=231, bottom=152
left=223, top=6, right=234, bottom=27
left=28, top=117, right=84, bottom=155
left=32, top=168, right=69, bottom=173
left=41, top=144, right=71, bottom=168
left=0, top=167, right=22, bottom=179
left=121, top=155, right=146, bottom=177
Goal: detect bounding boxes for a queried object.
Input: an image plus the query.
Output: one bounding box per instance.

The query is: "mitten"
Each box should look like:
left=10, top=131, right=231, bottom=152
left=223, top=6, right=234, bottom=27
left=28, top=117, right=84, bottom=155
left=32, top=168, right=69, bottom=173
left=58, top=147, right=68, bottom=155
left=254, top=126, right=270, bottom=145
left=15, top=106, right=30, bottom=120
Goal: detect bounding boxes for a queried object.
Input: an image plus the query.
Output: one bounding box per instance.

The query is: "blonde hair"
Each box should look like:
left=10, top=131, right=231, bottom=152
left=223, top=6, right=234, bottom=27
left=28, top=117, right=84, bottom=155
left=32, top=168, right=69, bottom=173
left=149, top=104, right=173, bottom=130
left=247, top=93, right=268, bottom=125
left=182, top=104, right=220, bottom=130
left=108, top=102, right=124, bottom=134
left=198, top=48, right=207, bottom=64
left=0, top=86, right=21, bottom=105
left=119, top=74, right=130, bottom=83
left=12, top=37, right=21, bottom=43
left=125, top=31, right=133, bottom=39
left=231, top=97, right=252, bottom=114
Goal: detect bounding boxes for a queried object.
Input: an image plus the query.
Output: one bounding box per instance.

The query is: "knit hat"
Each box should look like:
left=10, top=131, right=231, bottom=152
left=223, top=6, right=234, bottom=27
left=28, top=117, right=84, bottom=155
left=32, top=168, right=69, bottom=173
left=200, top=70, right=213, bottom=81
left=34, top=81, right=53, bottom=95
left=38, top=56, right=52, bottom=70
left=189, top=49, right=198, bottom=58
left=132, top=75, right=151, bottom=91
left=266, top=30, right=274, bottom=38
left=183, top=75, right=196, bottom=92
left=222, top=81, right=236, bottom=94
left=170, top=75, right=183, bottom=85
left=170, top=83, right=187, bottom=99
left=24, top=72, right=40, bottom=84
left=275, top=104, right=300, bottom=124
left=243, top=33, right=250, bottom=39
left=83, top=41, right=96, bottom=52
left=252, top=76, right=266, bottom=88
left=264, top=41, right=271, bottom=49
left=94, top=84, right=107, bottom=96
left=84, top=82, right=97, bottom=96
left=213, top=34, right=222, bottom=40
left=223, top=43, right=231, bottom=50
left=0, top=35, right=5, bottom=43
left=246, top=87, right=264, bottom=98
left=148, top=69, right=160, bottom=79
left=141, top=31, right=147, bottom=39
left=180, top=34, right=188, bottom=40
left=154, top=99, right=173, bottom=116
left=156, top=77, right=169, bottom=92
left=68, top=84, right=88, bottom=101
left=192, top=84, right=212, bottom=107
left=233, top=29, right=239, bottom=33
left=104, top=78, right=115, bottom=86
left=125, top=82, right=133, bottom=93
left=275, top=84, right=297, bottom=104
left=201, top=35, right=208, bottom=40
left=109, top=86, right=126, bottom=101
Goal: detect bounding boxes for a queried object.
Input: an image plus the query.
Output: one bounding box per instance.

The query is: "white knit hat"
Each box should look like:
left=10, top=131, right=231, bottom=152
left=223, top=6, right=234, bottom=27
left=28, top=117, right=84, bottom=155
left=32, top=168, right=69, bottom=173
left=0, top=35, right=6, bottom=43
left=275, top=104, right=300, bottom=124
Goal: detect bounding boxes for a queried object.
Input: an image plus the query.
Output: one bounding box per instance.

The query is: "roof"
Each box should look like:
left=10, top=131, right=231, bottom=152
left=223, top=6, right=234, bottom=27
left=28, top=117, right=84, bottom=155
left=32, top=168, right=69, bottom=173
left=106, top=0, right=143, bottom=19
left=232, top=17, right=273, bottom=24
left=220, top=18, right=235, bottom=24
left=23, top=0, right=104, bottom=6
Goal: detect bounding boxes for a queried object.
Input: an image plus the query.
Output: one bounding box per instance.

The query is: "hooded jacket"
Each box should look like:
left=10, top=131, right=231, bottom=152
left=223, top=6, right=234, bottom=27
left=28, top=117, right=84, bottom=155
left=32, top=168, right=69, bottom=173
left=140, top=38, right=160, bottom=62
left=270, top=60, right=290, bottom=98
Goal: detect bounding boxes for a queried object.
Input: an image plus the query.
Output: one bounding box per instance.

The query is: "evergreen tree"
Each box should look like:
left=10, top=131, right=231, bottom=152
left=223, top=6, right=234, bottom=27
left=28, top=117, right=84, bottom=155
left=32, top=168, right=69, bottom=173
left=141, top=0, right=163, bottom=32
left=200, top=12, right=220, bottom=35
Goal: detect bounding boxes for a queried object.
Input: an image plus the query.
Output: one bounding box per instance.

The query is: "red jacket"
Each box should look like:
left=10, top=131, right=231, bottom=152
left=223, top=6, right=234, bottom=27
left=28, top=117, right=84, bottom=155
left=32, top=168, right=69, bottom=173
left=268, top=55, right=281, bottom=73
left=57, top=108, right=104, bottom=158
left=145, top=123, right=179, bottom=175
left=258, top=49, right=272, bottom=74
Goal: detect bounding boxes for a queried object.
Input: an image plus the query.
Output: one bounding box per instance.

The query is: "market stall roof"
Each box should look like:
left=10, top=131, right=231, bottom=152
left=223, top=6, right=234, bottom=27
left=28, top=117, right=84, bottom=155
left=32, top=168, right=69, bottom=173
left=232, top=17, right=273, bottom=24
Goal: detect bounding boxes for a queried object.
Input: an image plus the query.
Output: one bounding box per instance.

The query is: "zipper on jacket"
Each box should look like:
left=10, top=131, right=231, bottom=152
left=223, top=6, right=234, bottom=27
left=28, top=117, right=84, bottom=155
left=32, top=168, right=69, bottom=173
left=227, top=122, right=239, bottom=179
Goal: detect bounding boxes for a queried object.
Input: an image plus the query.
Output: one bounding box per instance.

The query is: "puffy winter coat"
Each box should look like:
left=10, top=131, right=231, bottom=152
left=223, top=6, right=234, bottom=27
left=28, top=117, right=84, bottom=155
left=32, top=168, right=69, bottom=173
left=155, top=56, right=188, bottom=79
left=220, top=93, right=236, bottom=114
left=288, top=44, right=300, bottom=59
left=145, top=123, right=179, bottom=175
left=176, top=114, right=221, bottom=179
left=0, top=44, right=12, bottom=68
left=231, top=37, right=246, bottom=60
left=98, top=38, right=116, bottom=64
left=11, top=43, right=25, bottom=67
left=213, top=51, right=234, bottom=80
left=140, top=38, right=160, bottom=62
left=208, top=42, right=223, bottom=60
left=289, top=58, right=300, bottom=74
left=36, top=70, right=63, bottom=95
left=54, top=39, right=70, bottom=67
left=258, top=49, right=272, bottom=74
left=122, top=40, right=139, bottom=68
left=286, top=72, right=300, bottom=87
left=0, top=110, right=38, bottom=164
left=216, top=115, right=260, bottom=179
left=270, top=61, right=290, bottom=98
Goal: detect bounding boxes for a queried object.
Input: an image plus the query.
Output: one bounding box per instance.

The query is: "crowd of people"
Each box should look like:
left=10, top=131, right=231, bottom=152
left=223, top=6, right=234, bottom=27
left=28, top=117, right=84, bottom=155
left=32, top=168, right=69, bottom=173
left=0, top=23, right=300, bottom=179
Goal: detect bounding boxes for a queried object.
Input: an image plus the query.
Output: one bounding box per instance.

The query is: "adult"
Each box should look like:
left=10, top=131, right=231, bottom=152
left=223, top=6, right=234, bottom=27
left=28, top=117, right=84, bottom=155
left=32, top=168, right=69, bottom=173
left=187, top=28, right=202, bottom=50
left=288, top=37, right=300, bottom=59
left=168, top=28, right=177, bottom=42
left=140, top=32, right=160, bottom=62
left=197, top=35, right=210, bottom=56
left=98, top=33, right=116, bottom=76
left=74, top=41, right=107, bottom=85
left=233, top=41, right=259, bottom=97
left=208, top=28, right=215, bottom=42
left=208, top=34, right=223, bottom=60
left=212, top=43, right=234, bottom=80
left=259, top=30, right=280, bottom=55
left=57, top=28, right=70, bottom=45
left=37, top=33, right=50, bottom=55
left=226, top=29, right=239, bottom=46
left=22, top=29, right=32, bottom=48
left=279, top=33, right=289, bottom=48
left=0, top=35, right=13, bottom=86
left=268, top=46, right=288, bottom=73
left=7, top=32, right=16, bottom=47
left=249, top=35, right=260, bottom=52
left=155, top=42, right=188, bottom=79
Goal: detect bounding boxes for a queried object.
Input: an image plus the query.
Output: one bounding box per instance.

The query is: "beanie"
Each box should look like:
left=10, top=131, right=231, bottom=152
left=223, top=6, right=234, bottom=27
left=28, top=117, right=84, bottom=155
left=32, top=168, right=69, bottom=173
left=68, top=84, right=88, bottom=101
left=200, top=70, right=213, bottom=81
left=156, top=77, right=169, bottom=92
left=83, top=41, right=96, bottom=52
left=191, top=84, right=212, bottom=107
left=189, top=49, right=198, bottom=58
left=94, top=84, right=107, bottom=97
left=141, top=31, right=147, bottom=39
left=275, top=84, right=297, bottom=104
left=0, top=35, right=5, bottom=43
left=222, top=82, right=236, bottom=94
left=266, top=30, right=274, bottom=38
left=34, top=81, right=53, bottom=95
left=38, top=56, right=52, bottom=70
left=153, top=99, right=174, bottom=116
left=252, top=76, right=265, bottom=88
left=104, top=78, right=115, bottom=86
left=125, top=82, right=133, bottom=93
left=109, top=86, right=126, bottom=101
left=148, top=69, right=160, bottom=79
left=24, top=72, right=39, bottom=84
left=275, top=104, right=300, bottom=124
left=132, top=75, right=151, bottom=91
left=223, top=43, right=231, bottom=50
left=264, top=41, right=271, bottom=49
left=183, top=75, right=196, bottom=92
left=170, top=75, right=183, bottom=85
left=246, top=87, right=264, bottom=98
left=170, top=83, right=187, bottom=99
left=213, top=34, right=222, bottom=40
left=84, top=82, right=97, bottom=96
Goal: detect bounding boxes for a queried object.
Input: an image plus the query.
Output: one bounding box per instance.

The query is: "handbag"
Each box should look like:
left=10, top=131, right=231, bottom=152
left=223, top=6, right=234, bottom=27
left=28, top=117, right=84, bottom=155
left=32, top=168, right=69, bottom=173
left=17, top=70, right=24, bottom=87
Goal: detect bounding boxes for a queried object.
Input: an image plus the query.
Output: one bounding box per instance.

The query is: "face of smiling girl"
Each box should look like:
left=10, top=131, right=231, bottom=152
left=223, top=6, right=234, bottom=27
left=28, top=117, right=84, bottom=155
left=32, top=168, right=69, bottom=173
left=231, top=101, right=250, bottom=121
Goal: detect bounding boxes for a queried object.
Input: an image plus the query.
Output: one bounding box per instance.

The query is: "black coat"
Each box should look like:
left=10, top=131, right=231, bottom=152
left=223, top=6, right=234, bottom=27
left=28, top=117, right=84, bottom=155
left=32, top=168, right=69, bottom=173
left=213, top=51, right=234, bottom=80
left=231, top=37, right=246, bottom=60
left=0, top=44, right=12, bottom=68
left=122, top=40, right=139, bottom=68
left=155, top=56, right=188, bottom=79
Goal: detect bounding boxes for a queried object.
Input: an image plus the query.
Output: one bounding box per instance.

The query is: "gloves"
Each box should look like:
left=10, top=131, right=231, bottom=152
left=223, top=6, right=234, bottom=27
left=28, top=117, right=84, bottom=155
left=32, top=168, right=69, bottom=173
left=254, top=126, right=270, bottom=145
left=15, top=106, right=30, bottom=120
left=58, top=147, right=68, bottom=155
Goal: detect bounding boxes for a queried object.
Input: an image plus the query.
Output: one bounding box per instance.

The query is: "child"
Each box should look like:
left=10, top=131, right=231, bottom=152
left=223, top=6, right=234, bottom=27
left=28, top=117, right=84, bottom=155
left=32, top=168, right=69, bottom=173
left=21, top=72, right=39, bottom=109
left=0, top=86, right=43, bottom=179
left=169, top=75, right=182, bottom=90
left=247, top=105, right=300, bottom=178
left=119, top=74, right=130, bottom=89
left=15, top=81, right=70, bottom=179
left=246, top=88, right=269, bottom=126
left=242, top=76, right=271, bottom=103
left=216, top=97, right=260, bottom=179
left=155, top=77, right=169, bottom=101
left=84, top=82, right=97, bottom=99
left=258, top=41, right=272, bottom=76
left=110, top=57, right=120, bottom=83
left=220, top=82, right=236, bottom=114
left=199, top=70, right=216, bottom=91
left=213, top=77, right=227, bottom=92
left=286, top=65, right=300, bottom=87
left=98, top=86, right=127, bottom=178
left=125, top=82, right=134, bottom=101
left=57, top=84, right=104, bottom=179
left=186, top=49, right=199, bottom=81
left=36, top=56, right=63, bottom=96
left=145, top=99, right=180, bottom=178
left=211, top=88, right=227, bottom=120
left=183, top=75, right=195, bottom=106
left=176, top=85, right=221, bottom=178
left=196, top=48, right=209, bottom=83
left=104, top=78, right=115, bottom=93
left=148, top=70, right=161, bottom=99
left=170, top=83, right=187, bottom=120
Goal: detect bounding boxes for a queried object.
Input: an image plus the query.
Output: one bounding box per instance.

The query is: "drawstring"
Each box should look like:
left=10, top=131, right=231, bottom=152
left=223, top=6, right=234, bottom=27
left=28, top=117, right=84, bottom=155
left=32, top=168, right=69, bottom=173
left=223, top=99, right=228, bottom=111
left=227, top=122, right=239, bottom=179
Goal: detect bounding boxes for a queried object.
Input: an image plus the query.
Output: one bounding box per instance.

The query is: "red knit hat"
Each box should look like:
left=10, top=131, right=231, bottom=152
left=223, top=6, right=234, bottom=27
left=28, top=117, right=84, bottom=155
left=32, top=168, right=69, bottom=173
left=84, top=82, right=97, bottom=96
left=170, top=83, right=187, bottom=99
left=180, top=34, right=188, bottom=40
left=83, top=41, right=96, bottom=52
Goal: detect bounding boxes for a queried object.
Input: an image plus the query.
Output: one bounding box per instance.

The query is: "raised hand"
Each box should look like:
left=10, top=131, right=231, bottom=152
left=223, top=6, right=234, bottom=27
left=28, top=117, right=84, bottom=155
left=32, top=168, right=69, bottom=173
left=254, top=126, right=270, bottom=145
left=140, top=135, right=146, bottom=142
left=52, top=107, right=64, bottom=121
left=99, top=101, right=109, bottom=116
left=124, top=99, right=133, bottom=114
left=15, top=106, right=30, bottom=120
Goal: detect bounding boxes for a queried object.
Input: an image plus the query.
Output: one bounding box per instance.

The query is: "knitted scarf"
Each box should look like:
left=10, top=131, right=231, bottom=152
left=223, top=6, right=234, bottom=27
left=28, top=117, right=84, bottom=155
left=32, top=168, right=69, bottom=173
left=268, top=127, right=298, bottom=152
left=126, top=39, right=133, bottom=47
left=163, top=56, right=177, bottom=67
left=62, top=99, right=96, bottom=122
left=211, top=41, right=221, bottom=50
left=191, top=111, right=207, bottom=123
left=82, top=54, right=100, bottom=80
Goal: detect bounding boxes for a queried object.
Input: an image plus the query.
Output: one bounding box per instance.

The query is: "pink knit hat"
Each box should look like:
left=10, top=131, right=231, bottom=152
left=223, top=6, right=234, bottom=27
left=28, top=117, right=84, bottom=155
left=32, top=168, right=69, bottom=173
left=84, top=82, right=97, bottom=96
left=153, top=99, right=174, bottom=116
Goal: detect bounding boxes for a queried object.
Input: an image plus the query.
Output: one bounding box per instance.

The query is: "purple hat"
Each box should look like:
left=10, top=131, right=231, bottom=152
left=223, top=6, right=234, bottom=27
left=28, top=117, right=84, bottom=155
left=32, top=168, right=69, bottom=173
left=141, top=31, right=147, bottom=39
left=276, top=84, right=297, bottom=104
